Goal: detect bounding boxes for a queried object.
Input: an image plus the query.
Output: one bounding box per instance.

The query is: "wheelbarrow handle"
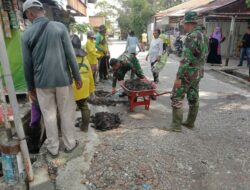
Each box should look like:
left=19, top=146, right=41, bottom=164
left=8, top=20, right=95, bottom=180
left=154, top=91, right=172, bottom=97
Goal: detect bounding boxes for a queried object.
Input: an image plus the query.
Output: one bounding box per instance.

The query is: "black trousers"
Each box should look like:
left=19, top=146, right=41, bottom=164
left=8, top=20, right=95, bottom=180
left=99, top=55, right=109, bottom=79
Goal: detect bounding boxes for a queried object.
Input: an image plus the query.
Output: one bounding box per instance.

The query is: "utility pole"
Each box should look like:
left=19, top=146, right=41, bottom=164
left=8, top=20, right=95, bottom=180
left=0, top=27, right=34, bottom=181
left=225, top=16, right=236, bottom=66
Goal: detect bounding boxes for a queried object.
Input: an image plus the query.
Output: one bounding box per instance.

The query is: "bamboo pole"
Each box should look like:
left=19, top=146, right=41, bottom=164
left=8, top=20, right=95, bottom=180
left=0, top=26, right=34, bottom=181
left=0, top=70, right=12, bottom=140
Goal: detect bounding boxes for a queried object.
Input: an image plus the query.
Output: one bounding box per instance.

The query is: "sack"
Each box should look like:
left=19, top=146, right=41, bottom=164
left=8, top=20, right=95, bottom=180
left=152, top=51, right=168, bottom=74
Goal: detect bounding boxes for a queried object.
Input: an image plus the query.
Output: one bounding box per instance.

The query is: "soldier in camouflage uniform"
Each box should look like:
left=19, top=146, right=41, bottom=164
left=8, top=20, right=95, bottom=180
left=164, top=11, right=208, bottom=132
left=110, top=55, right=145, bottom=94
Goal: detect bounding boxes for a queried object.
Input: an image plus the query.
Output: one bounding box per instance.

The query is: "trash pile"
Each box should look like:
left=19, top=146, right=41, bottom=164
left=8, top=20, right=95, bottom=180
left=125, top=79, right=154, bottom=91
left=91, top=112, right=121, bottom=131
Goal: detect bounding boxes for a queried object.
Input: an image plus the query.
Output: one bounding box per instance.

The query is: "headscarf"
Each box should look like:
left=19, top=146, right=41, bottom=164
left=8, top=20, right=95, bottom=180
left=212, top=27, right=222, bottom=42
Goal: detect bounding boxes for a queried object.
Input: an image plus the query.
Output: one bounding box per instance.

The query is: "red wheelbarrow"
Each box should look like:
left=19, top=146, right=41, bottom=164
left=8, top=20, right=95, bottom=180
left=120, top=85, right=171, bottom=112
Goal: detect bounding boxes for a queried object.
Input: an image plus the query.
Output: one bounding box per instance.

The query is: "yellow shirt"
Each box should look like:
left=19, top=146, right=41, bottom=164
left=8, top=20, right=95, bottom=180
left=86, top=39, right=100, bottom=65
left=72, top=57, right=95, bottom=101
left=142, top=33, right=147, bottom=43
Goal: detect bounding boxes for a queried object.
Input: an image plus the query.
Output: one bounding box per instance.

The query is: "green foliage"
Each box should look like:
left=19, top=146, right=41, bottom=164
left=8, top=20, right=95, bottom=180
left=70, top=23, right=91, bottom=34
left=246, top=0, right=250, bottom=7
left=94, top=0, right=183, bottom=38
left=117, top=0, right=183, bottom=38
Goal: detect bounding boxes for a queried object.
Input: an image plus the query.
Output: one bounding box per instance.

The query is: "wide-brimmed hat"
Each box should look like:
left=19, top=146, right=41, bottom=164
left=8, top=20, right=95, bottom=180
left=183, top=11, right=198, bottom=23
left=87, top=31, right=95, bottom=38
left=23, top=0, right=43, bottom=19
left=71, top=34, right=87, bottom=57
left=99, top=25, right=106, bottom=32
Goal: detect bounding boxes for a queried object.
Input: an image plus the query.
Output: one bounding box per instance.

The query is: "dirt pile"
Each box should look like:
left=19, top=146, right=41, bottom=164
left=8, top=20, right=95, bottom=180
left=91, top=112, right=121, bottom=131
left=125, top=79, right=153, bottom=91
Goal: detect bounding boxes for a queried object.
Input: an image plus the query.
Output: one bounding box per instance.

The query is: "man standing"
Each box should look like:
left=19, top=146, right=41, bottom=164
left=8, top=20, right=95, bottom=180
left=125, top=31, right=142, bottom=54
left=238, top=26, right=250, bottom=67
left=146, top=29, right=163, bottom=83
left=164, top=11, right=208, bottom=132
left=22, top=0, right=82, bottom=157
left=96, top=25, right=109, bottom=81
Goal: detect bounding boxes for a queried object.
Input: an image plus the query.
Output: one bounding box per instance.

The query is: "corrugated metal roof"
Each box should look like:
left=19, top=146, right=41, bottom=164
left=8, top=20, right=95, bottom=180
left=192, top=0, right=239, bottom=14
left=155, top=0, right=215, bottom=18
left=155, top=0, right=249, bottom=19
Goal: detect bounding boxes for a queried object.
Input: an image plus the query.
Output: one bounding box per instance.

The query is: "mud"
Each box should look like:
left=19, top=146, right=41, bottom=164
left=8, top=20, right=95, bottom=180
left=95, top=90, right=111, bottom=97
left=125, top=79, right=153, bottom=91
left=88, top=98, right=117, bottom=106
left=91, top=112, right=121, bottom=131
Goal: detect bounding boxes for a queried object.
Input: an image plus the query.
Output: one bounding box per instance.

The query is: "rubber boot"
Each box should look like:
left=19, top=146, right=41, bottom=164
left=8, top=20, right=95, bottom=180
left=81, top=109, right=90, bottom=132
left=163, top=108, right=183, bottom=132
left=182, top=105, right=199, bottom=129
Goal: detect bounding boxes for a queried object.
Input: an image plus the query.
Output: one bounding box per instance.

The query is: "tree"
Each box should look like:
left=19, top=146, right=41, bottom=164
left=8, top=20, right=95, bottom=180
left=128, top=0, right=154, bottom=37
left=117, top=0, right=183, bottom=38
left=246, top=0, right=250, bottom=7
left=95, top=0, right=119, bottom=32
left=70, top=23, right=90, bottom=34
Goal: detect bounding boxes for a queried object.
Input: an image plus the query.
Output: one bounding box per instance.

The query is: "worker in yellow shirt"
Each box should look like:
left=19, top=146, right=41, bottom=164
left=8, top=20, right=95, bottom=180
left=86, top=31, right=101, bottom=83
left=71, top=34, right=95, bottom=132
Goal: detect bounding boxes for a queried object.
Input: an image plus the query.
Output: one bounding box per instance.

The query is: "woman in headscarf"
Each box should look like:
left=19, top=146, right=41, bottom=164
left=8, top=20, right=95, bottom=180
left=207, top=26, right=225, bottom=64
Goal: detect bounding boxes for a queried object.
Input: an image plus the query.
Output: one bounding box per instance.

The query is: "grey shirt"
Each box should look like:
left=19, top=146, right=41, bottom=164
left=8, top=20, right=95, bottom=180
left=22, top=16, right=81, bottom=91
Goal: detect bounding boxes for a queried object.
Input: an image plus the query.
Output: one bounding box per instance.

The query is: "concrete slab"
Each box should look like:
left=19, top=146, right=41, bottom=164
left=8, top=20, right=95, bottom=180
left=29, top=167, right=54, bottom=190
left=56, top=127, right=100, bottom=190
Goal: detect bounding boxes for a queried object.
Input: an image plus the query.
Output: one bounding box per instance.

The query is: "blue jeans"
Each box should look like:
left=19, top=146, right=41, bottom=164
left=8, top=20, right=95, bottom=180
left=239, top=48, right=250, bottom=66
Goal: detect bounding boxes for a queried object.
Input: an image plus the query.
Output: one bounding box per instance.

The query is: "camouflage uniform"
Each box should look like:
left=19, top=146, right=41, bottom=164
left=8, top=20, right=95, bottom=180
left=164, top=11, right=208, bottom=132
left=112, top=57, right=144, bottom=88
left=171, top=27, right=208, bottom=109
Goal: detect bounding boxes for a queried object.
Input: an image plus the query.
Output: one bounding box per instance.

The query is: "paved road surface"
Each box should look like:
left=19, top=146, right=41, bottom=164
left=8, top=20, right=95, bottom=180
left=57, top=40, right=250, bottom=190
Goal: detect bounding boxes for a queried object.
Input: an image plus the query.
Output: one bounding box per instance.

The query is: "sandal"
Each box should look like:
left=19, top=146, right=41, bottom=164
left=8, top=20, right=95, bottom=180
left=64, top=140, right=79, bottom=153
left=47, top=149, right=59, bottom=159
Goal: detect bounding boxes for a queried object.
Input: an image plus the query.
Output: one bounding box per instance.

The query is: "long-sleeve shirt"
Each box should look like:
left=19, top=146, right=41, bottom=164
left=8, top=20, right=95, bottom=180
left=242, top=33, right=250, bottom=48
left=112, top=57, right=144, bottom=88
left=22, top=16, right=81, bottom=91
left=86, top=38, right=100, bottom=65
left=125, top=36, right=140, bottom=53
left=148, top=38, right=163, bottom=63
left=95, top=32, right=108, bottom=57
left=72, top=57, right=95, bottom=101
left=177, top=27, right=208, bottom=81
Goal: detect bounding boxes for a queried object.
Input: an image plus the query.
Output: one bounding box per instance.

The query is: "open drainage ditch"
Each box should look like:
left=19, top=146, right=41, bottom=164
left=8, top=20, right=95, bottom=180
left=88, top=90, right=127, bottom=106
left=222, top=69, right=249, bottom=82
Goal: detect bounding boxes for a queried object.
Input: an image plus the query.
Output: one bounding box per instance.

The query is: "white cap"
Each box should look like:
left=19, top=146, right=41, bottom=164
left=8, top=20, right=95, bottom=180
left=23, top=0, right=43, bottom=13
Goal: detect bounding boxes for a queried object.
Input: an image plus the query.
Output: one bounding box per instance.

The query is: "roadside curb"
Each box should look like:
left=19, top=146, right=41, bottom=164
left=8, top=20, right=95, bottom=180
left=209, top=68, right=250, bottom=87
